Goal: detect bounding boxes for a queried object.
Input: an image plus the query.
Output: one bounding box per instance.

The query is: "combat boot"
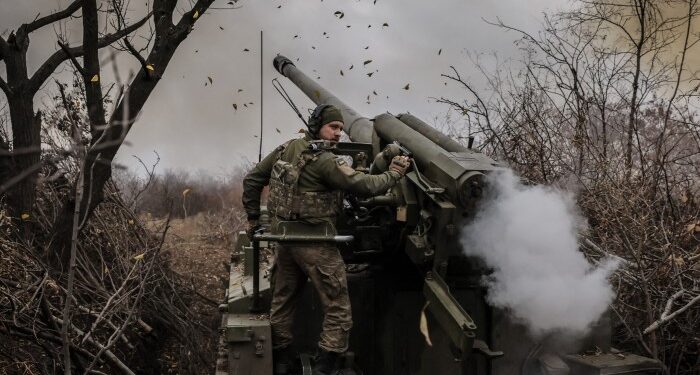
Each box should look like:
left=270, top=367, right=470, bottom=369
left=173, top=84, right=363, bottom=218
left=312, top=349, right=340, bottom=375
left=273, top=346, right=292, bottom=375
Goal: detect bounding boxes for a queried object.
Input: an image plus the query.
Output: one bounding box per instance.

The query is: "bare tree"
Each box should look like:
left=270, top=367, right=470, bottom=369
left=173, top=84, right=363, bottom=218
left=0, top=0, right=222, bottom=265
left=442, top=1, right=700, bottom=372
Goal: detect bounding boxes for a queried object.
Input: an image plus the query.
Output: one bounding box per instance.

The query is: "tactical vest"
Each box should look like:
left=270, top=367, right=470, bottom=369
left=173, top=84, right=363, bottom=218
left=267, top=141, right=344, bottom=220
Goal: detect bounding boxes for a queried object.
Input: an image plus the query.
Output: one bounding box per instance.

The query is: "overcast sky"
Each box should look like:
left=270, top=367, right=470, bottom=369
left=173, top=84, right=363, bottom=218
left=1, top=0, right=570, bottom=176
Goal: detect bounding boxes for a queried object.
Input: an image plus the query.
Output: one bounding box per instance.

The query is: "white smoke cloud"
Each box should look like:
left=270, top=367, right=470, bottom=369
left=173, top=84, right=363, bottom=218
left=460, top=169, right=617, bottom=337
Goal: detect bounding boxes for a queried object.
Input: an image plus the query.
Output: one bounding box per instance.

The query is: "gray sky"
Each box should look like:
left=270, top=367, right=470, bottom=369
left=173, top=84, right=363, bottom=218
left=1, top=0, right=568, bottom=176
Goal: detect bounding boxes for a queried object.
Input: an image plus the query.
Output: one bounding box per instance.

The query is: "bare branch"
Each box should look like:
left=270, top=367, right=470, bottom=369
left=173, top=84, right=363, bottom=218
left=0, top=76, right=11, bottom=97
left=28, top=11, right=152, bottom=94
left=24, top=0, right=83, bottom=34
left=644, top=292, right=700, bottom=334
left=57, top=41, right=86, bottom=76
left=122, top=38, right=149, bottom=73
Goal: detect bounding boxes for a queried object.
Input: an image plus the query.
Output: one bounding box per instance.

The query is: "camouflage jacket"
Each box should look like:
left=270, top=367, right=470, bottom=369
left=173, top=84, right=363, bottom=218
left=242, top=134, right=401, bottom=226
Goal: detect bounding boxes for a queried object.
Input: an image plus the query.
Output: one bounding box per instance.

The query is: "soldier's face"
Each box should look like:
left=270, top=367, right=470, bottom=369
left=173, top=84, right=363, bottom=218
left=318, top=121, right=344, bottom=142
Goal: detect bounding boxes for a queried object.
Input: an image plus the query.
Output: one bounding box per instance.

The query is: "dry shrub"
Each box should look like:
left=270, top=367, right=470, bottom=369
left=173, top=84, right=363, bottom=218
left=0, top=81, right=218, bottom=375
left=441, top=2, right=699, bottom=373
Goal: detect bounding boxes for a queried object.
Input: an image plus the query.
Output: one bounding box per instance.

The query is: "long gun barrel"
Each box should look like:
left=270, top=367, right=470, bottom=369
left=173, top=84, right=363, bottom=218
left=273, top=55, right=500, bottom=211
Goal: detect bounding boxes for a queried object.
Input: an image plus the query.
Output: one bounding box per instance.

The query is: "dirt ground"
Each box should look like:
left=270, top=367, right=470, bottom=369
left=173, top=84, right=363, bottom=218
left=144, top=212, right=242, bottom=374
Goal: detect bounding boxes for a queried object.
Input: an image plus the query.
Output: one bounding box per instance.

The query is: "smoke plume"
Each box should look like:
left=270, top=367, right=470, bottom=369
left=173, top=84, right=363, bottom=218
left=460, top=169, right=617, bottom=337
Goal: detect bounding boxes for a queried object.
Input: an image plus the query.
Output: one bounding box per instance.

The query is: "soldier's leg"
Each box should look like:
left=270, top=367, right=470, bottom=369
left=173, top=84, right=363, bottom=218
left=293, top=245, right=352, bottom=353
left=270, top=243, right=308, bottom=350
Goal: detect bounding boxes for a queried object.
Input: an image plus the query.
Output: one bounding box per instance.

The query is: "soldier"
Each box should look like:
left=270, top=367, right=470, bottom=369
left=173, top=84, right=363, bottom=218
left=242, top=104, right=410, bottom=375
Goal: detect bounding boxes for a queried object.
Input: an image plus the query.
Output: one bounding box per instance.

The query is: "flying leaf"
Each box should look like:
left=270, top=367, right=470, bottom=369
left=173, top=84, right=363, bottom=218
left=276, top=128, right=281, bottom=133
left=133, top=253, right=145, bottom=261
left=277, top=5, right=281, bottom=8
left=207, top=76, right=213, bottom=84
left=368, top=24, right=371, bottom=28
left=20, top=213, right=30, bottom=220
left=193, top=10, right=199, bottom=19
left=373, top=90, right=377, bottom=95
left=90, top=74, right=99, bottom=82
left=243, top=103, right=248, bottom=108
left=349, top=65, right=353, bottom=70
left=382, top=22, right=389, bottom=27
left=312, top=46, right=316, bottom=49
left=219, top=26, right=224, bottom=30
left=237, top=89, right=243, bottom=92
left=364, top=46, right=369, bottom=50
left=340, top=70, right=344, bottom=76
left=363, top=60, right=372, bottom=65
left=243, top=48, right=250, bottom=52
left=367, top=72, right=374, bottom=77
left=438, top=48, right=442, bottom=55
left=323, top=32, right=327, bottom=35
left=334, top=11, right=344, bottom=19
left=294, top=34, right=299, bottom=38
left=346, top=25, right=351, bottom=28
left=233, top=103, right=238, bottom=110
left=182, top=188, right=191, bottom=196
left=146, top=64, right=154, bottom=71
left=403, top=83, right=410, bottom=90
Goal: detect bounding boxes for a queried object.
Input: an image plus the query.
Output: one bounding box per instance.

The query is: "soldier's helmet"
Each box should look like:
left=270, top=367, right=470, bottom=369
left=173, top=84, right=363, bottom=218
left=307, top=104, right=344, bottom=138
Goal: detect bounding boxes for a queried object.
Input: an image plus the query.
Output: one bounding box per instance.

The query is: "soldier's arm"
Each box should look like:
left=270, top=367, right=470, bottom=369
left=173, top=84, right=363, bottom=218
left=317, top=154, right=402, bottom=197
left=242, top=148, right=280, bottom=220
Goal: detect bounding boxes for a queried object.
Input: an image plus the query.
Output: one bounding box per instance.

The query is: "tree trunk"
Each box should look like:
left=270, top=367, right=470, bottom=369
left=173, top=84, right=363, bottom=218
left=3, top=30, right=41, bottom=235
left=50, top=0, right=215, bottom=265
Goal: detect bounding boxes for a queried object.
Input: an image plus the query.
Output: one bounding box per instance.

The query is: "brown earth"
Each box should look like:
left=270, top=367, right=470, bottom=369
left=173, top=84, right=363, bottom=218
left=144, top=212, right=244, bottom=374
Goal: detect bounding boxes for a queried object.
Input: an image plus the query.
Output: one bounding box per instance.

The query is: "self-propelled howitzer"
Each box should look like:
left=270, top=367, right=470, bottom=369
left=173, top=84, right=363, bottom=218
left=216, top=56, right=661, bottom=375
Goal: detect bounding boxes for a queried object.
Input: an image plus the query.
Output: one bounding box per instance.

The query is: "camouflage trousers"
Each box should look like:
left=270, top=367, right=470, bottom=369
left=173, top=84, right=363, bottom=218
left=269, top=243, right=352, bottom=353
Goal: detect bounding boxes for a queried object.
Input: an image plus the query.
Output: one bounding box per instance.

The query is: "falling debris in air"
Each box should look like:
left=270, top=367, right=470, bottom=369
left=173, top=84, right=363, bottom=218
left=243, top=48, right=249, bottom=52
left=233, top=103, right=238, bottom=110
left=349, top=65, right=354, bottom=70
left=363, top=60, right=372, bottom=66
left=364, top=46, right=369, bottom=50
left=373, top=90, right=377, bottom=95
left=438, top=48, right=442, bottom=55
left=237, top=89, right=243, bottom=92
left=367, top=72, right=374, bottom=77
left=207, top=76, right=213, bottom=84
left=340, top=70, right=344, bottom=76
left=276, top=128, right=281, bottom=133
left=382, top=22, right=389, bottom=27
left=219, top=26, right=224, bottom=30
left=334, top=11, right=344, bottom=19
left=403, top=83, right=410, bottom=90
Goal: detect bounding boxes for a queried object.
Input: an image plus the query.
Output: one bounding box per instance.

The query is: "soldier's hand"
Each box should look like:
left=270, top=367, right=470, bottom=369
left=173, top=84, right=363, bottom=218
left=246, top=219, right=260, bottom=239
left=389, top=156, right=411, bottom=176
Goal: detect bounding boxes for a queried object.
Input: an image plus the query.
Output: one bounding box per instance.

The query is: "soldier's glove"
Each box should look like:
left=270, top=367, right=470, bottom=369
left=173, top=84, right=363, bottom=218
left=246, top=219, right=260, bottom=239
left=389, top=155, right=411, bottom=176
